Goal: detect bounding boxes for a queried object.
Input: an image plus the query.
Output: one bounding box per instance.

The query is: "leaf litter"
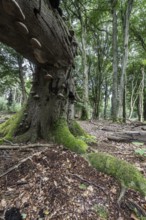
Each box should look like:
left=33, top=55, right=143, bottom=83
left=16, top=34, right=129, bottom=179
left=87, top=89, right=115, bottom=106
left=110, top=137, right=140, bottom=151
left=0, top=120, right=146, bottom=219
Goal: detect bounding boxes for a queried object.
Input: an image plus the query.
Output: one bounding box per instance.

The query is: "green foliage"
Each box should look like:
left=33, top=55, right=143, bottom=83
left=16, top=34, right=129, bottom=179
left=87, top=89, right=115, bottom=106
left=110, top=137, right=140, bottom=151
left=135, top=148, right=146, bottom=157
left=9, top=102, right=21, bottom=113
left=0, top=97, right=7, bottom=111
left=132, top=142, right=144, bottom=146
left=93, top=204, right=108, bottom=219
left=69, top=120, right=96, bottom=144
left=79, top=135, right=96, bottom=144
left=69, top=120, right=87, bottom=137
left=79, top=183, right=88, bottom=190
left=53, top=119, right=88, bottom=154
left=87, top=152, right=146, bottom=196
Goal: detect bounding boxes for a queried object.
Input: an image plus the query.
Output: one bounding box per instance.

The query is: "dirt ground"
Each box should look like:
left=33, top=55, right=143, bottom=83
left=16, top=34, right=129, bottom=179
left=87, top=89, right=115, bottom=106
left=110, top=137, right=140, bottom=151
left=0, top=119, right=146, bottom=220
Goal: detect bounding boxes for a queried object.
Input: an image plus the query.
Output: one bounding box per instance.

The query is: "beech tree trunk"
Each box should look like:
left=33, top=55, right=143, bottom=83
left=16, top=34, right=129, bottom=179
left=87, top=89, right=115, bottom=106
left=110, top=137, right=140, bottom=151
left=111, top=0, right=119, bottom=121
left=0, top=0, right=76, bottom=141
left=138, top=67, right=145, bottom=122
left=118, top=0, right=134, bottom=119
left=80, top=22, right=89, bottom=120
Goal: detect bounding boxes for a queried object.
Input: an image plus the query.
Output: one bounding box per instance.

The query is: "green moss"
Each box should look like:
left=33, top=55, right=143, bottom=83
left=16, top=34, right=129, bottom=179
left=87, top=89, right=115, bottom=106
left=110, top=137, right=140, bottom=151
left=53, top=119, right=88, bottom=154
left=69, top=120, right=96, bottom=144
left=87, top=152, right=146, bottom=196
left=69, top=120, right=87, bottom=137
left=93, top=204, right=108, bottom=219
left=0, top=110, right=24, bottom=141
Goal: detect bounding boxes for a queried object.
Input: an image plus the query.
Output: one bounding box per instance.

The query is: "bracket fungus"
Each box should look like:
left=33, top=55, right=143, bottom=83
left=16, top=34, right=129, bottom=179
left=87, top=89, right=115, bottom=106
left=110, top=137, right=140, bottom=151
left=2, top=0, right=25, bottom=21
left=15, top=22, right=29, bottom=35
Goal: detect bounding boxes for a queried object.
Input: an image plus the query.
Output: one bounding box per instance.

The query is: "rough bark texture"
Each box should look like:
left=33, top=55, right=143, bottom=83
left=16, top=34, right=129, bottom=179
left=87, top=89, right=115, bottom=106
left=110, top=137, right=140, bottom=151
left=0, top=0, right=75, bottom=67
left=0, top=0, right=77, bottom=142
left=108, top=131, right=146, bottom=143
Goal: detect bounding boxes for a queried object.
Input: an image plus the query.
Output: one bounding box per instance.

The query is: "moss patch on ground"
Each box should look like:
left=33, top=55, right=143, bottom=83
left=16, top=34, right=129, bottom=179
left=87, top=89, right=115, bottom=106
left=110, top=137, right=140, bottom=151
left=53, top=119, right=88, bottom=154
left=0, top=110, right=24, bottom=142
left=87, top=152, right=146, bottom=196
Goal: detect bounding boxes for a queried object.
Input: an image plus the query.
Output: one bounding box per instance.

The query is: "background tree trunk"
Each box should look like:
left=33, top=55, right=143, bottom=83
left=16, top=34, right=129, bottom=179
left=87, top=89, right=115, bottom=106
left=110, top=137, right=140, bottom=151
left=118, top=0, right=134, bottom=120
left=111, top=0, right=119, bottom=121
left=138, top=67, right=145, bottom=122
left=17, top=55, right=27, bottom=105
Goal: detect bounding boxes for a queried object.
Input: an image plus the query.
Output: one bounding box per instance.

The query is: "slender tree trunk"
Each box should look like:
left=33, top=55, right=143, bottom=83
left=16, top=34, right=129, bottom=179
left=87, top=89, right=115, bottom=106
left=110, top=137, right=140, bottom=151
left=129, top=78, right=138, bottom=119
left=80, top=25, right=89, bottom=120
left=144, top=90, right=146, bottom=121
left=17, top=55, right=27, bottom=105
left=138, top=67, right=145, bottom=122
left=111, top=0, right=119, bottom=121
left=118, top=0, right=134, bottom=120
left=123, top=83, right=126, bottom=122
left=104, top=80, right=108, bottom=119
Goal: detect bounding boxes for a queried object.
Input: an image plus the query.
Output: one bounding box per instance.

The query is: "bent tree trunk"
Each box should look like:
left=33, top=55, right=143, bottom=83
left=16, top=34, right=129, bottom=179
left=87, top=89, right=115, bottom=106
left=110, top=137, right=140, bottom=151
left=0, top=0, right=87, bottom=153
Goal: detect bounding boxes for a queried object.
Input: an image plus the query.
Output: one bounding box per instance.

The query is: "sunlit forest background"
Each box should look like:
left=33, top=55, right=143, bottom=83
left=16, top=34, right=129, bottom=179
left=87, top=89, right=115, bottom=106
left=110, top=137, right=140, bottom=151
left=0, top=0, right=145, bottom=122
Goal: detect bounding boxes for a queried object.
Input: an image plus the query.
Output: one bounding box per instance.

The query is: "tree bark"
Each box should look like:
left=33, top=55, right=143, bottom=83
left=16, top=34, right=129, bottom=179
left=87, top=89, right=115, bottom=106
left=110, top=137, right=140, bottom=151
left=0, top=0, right=75, bottom=67
left=138, top=67, right=145, bottom=122
left=108, top=131, right=146, bottom=143
left=17, top=55, right=27, bottom=105
left=0, top=0, right=78, bottom=143
left=111, top=0, right=119, bottom=121
left=80, top=22, right=89, bottom=120
left=118, top=0, right=134, bottom=120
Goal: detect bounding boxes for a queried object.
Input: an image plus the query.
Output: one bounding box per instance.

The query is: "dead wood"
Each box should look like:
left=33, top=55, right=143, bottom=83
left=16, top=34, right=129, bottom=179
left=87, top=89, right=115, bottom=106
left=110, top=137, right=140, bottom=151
left=126, top=199, right=146, bottom=217
left=108, top=131, right=146, bottom=143
left=0, top=143, right=54, bottom=150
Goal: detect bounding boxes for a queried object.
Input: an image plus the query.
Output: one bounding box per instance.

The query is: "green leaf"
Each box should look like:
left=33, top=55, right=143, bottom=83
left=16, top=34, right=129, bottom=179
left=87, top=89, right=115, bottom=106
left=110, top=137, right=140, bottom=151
left=132, top=142, right=144, bottom=146
left=79, top=183, right=87, bottom=190
left=21, top=213, right=27, bottom=219
left=135, top=148, right=146, bottom=156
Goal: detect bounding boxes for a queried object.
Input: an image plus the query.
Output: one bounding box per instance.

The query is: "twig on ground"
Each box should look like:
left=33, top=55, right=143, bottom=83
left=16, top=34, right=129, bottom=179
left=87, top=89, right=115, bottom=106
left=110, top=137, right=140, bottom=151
left=0, top=149, right=47, bottom=178
left=2, top=138, right=17, bottom=146
left=68, top=172, right=107, bottom=194
left=0, top=143, right=54, bottom=150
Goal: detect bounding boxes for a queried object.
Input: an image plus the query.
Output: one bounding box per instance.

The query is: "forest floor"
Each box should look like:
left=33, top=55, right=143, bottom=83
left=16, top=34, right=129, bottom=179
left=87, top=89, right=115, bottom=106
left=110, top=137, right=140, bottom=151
left=0, top=115, right=146, bottom=220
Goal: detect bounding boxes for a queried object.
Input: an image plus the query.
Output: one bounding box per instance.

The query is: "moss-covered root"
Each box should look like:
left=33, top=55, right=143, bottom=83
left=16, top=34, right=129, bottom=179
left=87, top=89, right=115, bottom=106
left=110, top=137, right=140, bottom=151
left=69, top=120, right=87, bottom=137
left=54, top=119, right=88, bottom=154
left=69, top=120, right=96, bottom=144
left=0, top=110, right=23, bottom=142
left=87, top=152, right=146, bottom=196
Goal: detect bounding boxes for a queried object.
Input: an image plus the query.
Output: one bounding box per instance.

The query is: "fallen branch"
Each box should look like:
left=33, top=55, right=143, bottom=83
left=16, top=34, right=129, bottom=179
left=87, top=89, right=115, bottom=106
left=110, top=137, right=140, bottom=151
left=3, top=138, right=17, bottom=146
left=108, top=131, right=146, bottom=143
left=0, top=143, right=54, bottom=150
left=126, top=199, right=146, bottom=217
